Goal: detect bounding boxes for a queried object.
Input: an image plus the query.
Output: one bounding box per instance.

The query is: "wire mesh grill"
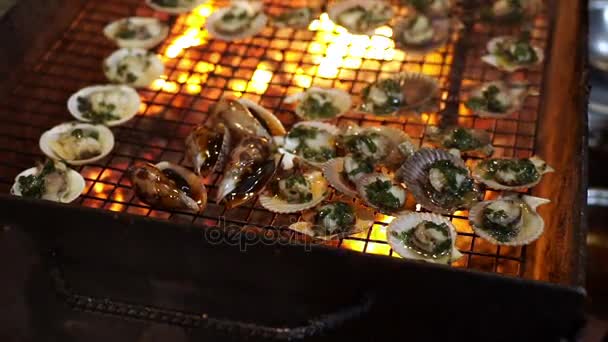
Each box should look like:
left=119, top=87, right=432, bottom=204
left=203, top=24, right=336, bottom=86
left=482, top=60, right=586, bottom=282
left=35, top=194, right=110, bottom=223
left=0, top=0, right=553, bottom=277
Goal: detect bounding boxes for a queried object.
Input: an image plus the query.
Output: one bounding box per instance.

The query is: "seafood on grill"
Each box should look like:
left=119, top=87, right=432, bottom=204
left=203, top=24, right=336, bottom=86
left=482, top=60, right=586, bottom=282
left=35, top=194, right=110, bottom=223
left=482, top=33, right=544, bottom=72
left=425, top=126, right=493, bottom=157
left=128, top=162, right=207, bottom=212
left=11, top=159, right=84, bottom=203
left=39, top=122, right=114, bottom=165
left=356, top=172, right=408, bottom=214
left=472, top=156, right=553, bottom=190
left=404, top=0, right=452, bottom=17
left=398, top=148, right=481, bottom=214
left=338, top=125, right=417, bottom=167
left=146, top=0, right=207, bottom=14
left=328, top=0, right=393, bottom=35
left=322, top=155, right=375, bottom=198
left=259, top=161, right=329, bottom=213
left=284, top=87, right=352, bottom=121
left=68, top=85, right=141, bottom=126
left=481, top=0, right=543, bottom=23
left=281, top=121, right=339, bottom=167
left=103, top=48, right=164, bottom=88
left=209, top=97, right=285, bottom=140
left=216, top=135, right=276, bottom=209
left=271, top=7, right=316, bottom=29
left=185, top=123, right=231, bottom=176
left=103, top=17, right=169, bottom=49
left=206, top=1, right=268, bottom=41
left=387, top=212, right=462, bottom=264
left=357, top=72, right=439, bottom=116
left=289, top=199, right=375, bottom=240
left=469, top=194, right=549, bottom=246
left=465, top=81, right=534, bottom=118
left=393, top=12, right=451, bottom=54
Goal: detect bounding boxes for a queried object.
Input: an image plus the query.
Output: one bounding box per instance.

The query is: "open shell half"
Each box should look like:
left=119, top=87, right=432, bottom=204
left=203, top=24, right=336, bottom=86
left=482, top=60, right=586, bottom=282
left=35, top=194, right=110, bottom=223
left=472, top=156, right=554, bottom=190
left=322, top=156, right=373, bottom=198
left=339, top=125, right=418, bottom=168
left=393, top=13, right=451, bottom=55
left=482, top=36, right=544, bottom=72
left=11, top=160, right=85, bottom=203
left=281, top=121, right=339, bottom=168
left=397, top=148, right=481, bottom=214
left=103, top=17, right=169, bottom=49
left=185, top=123, right=232, bottom=176
left=289, top=199, right=375, bottom=240
left=469, top=194, right=549, bottom=246
left=145, top=0, right=207, bottom=14
left=356, top=172, right=408, bottom=215
left=67, top=85, right=141, bottom=126
left=206, top=1, right=268, bottom=41
left=284, top=87, right=352, bottom=121
left=103, top=48, right=164, bottom=88
left=387, top=212, right=462, bottom=264
left=425, top=126, right=493, bottom=157
left=40, top=122, right=114, bottom=166
left=465, top=81, right=534, bottom=118
left=259, top=167, right=329, bottom=214
left=210, top=97, right=285, bottom=139
left=237, top=98, right=286, bottom=136
left=328, top=0, right=393, bottom=35
left=357, top=72, right=439, bottom=116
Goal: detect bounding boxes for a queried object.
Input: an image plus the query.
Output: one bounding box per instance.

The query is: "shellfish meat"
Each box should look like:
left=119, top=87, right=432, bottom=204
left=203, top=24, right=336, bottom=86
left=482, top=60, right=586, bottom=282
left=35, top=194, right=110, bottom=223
left=11, top=160, right=84, bottom=203
left=472, top=156, right=553, bottom=190
left=425, top=126, right=493, bottom=157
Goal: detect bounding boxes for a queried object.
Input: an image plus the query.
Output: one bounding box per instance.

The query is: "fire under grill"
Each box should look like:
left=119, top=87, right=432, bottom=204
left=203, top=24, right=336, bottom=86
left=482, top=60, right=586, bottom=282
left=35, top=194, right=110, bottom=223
left=0, top=0, right=553, bottom=277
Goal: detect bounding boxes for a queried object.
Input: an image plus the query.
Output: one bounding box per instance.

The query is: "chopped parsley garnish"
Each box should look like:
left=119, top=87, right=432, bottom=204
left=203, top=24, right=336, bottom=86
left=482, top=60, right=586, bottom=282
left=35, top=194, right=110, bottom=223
left=344, top=133, right=380, bottom=158
left=481, top=207, right=520, bottom=242
left=17, top=160, right=56, bottom=199
left=442, top=128, right=482, bottom=151
left=466, top=85, right=508, bottom=113
left=481, top=158, right=540, bottom=186
left=494, top=33, right=538, bottom=65
left=288, top=126, right=335, bottom=162
left=362, top=78, right=403, bottom=115
left=347, top=157, right=374, bottom=176
left=277, top=174, right=312, bottom=203
left=77, top=96, right=121, bottom=124
left=316, top=202, right=356, bottom=234
left=300, top=94, right=340, bottom=119
left=365, top=178, right=401, bottom=211
left=425, top=160, right=475, bottom=208
left=392, top=221, right=452, bottom=258
left=70, top=128, right=99, bottom=140
left=288, top=126, right=319, bottom=140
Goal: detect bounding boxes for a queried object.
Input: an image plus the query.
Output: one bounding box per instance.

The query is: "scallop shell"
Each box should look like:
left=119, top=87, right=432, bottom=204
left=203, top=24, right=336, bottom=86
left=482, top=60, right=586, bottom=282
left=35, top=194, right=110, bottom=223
left=67, top=85, right=141, bottom=126
left=11, top=162, right=85, bottom=203
left=387, top=212, right=462, bottom=264
left=322, top=157, right=359, bottom=198
left=328, top=0, right=393, bottom=35
left=397, top=148, right=481, bottom=214
left=206, top=2, right=268, bottom=41
left=283, top=121, right=340, bottom=168
left=340, top=125, right=417, bottom=167
left=466, top=81, right=531, bottom=118
left=284, top=87, right=352, bottom=121
left=425, top=126, right=494, bottom=157
left=259, top=170, right=329, bottom=213
left=39, top=122, right=115, bottom=166
left=289, top=199, right=375, bottom=240
left=145, top=0, right=207, bottom=14
left=357, top=72, right=439, bottom=117
left=482, top=36, right=544, bottom=72
left=237, top=98, right=287, bottom=136
left=392, top=14, right=451, bottom=55
left=471, top=156, right=554, bottom=190
left=103, top=48, right=164, bottom=88
left=468, top=194, right=550, bottom=246
left=103, top=17, right=169, bottom=49
left=356, top=172, right=408, bottom=215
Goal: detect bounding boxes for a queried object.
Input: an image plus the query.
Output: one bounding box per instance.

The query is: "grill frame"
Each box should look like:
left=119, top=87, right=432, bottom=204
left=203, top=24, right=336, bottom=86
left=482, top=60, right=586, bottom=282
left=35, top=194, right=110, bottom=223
left=0, top=0, right=587, bottom=300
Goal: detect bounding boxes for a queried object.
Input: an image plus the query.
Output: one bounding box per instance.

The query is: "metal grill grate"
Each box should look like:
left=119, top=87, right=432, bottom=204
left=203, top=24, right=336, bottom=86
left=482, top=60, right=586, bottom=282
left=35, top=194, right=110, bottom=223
left=0, top=0, right=553, bottom=277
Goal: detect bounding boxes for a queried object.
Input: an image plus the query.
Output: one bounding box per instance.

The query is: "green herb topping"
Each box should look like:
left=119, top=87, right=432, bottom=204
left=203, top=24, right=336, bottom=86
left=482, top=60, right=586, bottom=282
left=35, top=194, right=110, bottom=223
left=287, top=126, right=336, bottom=163
left=481, top=158, right=540, bottom=186
left=425, top=160, right=476, bottom=208
left=316, top=202, right=356, bottom=234
left=346, top=157, right=374, bottom=177
left=77, top=96, right=121, bottom=124
left=277, top=174, right=313, bottom=204
left=466, top=85, right=509, bottom=113
left=481, top=206, right=520, bottom=242
left=442, top=128, right=482, bottom=151
left=365, top=178, right=402, bottom=211
left=17, top=160, right=57, bottom=199
left=494, top=32, right=538, bottom=65
left=362, top=78, right=403, bottom=115
left=391, top=220, right=452, bottom=258
left=299, top=93, right=340, bottom=119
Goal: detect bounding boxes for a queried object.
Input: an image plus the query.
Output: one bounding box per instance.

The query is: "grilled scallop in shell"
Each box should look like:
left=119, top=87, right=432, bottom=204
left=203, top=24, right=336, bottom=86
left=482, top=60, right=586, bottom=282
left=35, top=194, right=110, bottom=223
left=387, top=212, right=462, bottom=264
left=216, top=135, right=276, bottom=209
left=128, top=162, right=207, bottom=213
left=185, top=123, right=231, bottom=176
left=472, top=156, right=553, bottom=190
left=469, top=194, right=550, bottom=246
